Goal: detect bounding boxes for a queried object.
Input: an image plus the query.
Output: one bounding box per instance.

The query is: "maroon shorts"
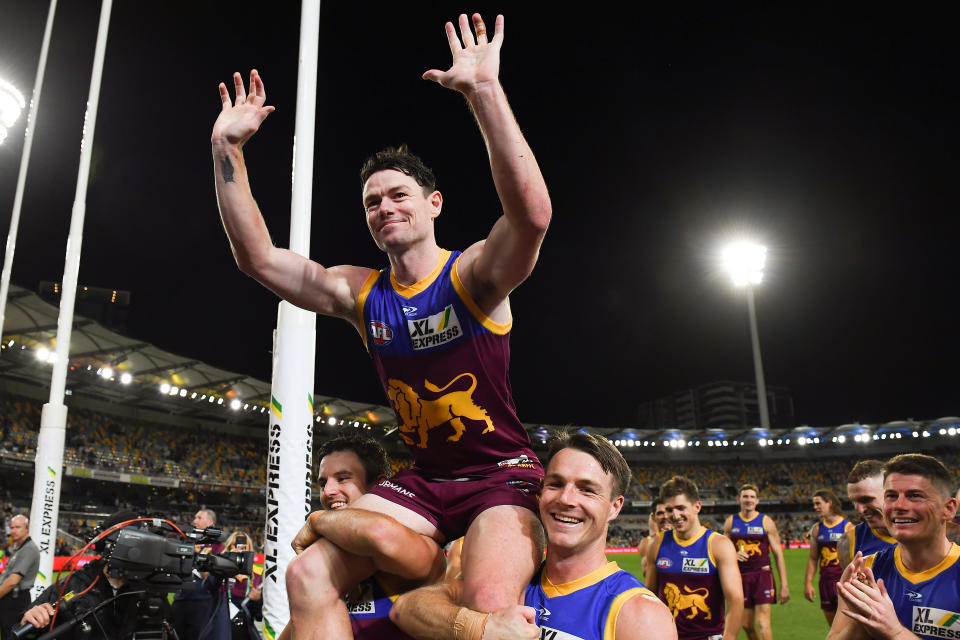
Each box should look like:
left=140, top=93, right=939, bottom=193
left=367, top=467, right=542, bottom=541
left=741, top=570, right=776, bottom=608
left=819, top=573, right=839, bottom=611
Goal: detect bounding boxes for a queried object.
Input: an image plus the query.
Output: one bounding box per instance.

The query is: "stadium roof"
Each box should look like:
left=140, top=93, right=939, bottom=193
left=0, top=284, right=396, bottom=429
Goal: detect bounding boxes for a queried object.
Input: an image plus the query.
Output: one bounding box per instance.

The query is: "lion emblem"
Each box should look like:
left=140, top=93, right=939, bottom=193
left=663, top=582, right=712, bottom=620
left=740, top=540, right=762, bottom=557
left=820, top=546, right=839, bottom=567
left=387, top=373, right=494, bottom=449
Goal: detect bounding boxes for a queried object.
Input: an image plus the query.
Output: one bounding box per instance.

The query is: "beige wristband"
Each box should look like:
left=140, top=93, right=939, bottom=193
left=454, top=607, right=489, bottom=640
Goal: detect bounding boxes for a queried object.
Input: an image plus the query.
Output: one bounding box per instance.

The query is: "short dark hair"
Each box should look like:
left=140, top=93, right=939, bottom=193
left=317, top=435, right=390, bottom=486
left=360, top=145, right=437, bottom=194
left=652, top=500, right=666, bottom=513
left=847, top=459, right=885, bottom=484
left=545, top=432, right=631, bottom=498
left=884, top=453, right=953, bottom=499
left=813, top=489, right=842, bottom=516
left=660, top=476, right=700, bottom=503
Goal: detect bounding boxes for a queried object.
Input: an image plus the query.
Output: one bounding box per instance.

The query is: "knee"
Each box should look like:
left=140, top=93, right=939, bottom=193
left=286, top=552, right=337, bottom=607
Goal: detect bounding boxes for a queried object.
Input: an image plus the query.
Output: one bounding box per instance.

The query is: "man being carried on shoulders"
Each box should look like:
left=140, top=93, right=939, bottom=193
left=212, top=12, right=550, bottom=639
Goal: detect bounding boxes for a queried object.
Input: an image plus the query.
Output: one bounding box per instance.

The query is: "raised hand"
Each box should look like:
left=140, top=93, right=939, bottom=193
left=423, top=14, right=503, bottom=96
left=838, top=577, right=911, bottom=640
left=213, top=69, right=275, bottom=147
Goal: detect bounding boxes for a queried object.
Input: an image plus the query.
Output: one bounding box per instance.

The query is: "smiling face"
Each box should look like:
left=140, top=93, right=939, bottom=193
left=318, top=450, right=371, bottom=510
left=653, top=502, right=671, bottom=532
left=362, top=169, right=441, bottom=253
left=812, top=495, right=832, bottom=518
left=664, top=493, right=702, bottom=538
left=883, top=472, right=957, bottom=544
left=848, top=474, right=886, bottom=529
left=738, top=489, right=759, bottom=514
left=540, top=448, right=623, bottom=555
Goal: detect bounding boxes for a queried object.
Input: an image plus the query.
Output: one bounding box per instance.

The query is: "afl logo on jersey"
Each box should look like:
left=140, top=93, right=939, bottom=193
left=369, top=321, right=394, bottom=346
left=658, top=558, right=673, bottom=569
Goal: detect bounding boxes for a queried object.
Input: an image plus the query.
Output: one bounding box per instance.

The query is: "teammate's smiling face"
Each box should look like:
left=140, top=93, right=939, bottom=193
left=883, top=473, right=957, bottom=543
left=738, top=489, right=759, bottom=514
left=848, top=474, right=886, bottom=528
left=540, top=448, right=623, bottom=554
left=362, top=169, right=441, bottom=252
left=664, top=493, right=701, bottom=537
left=654, top=503, right=671, bottom=531
left=318, top=450, right=371, bottom=510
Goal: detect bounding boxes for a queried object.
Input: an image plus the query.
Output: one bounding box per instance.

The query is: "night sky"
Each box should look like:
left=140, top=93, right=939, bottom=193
left=0, top=2, right=956, bottom=430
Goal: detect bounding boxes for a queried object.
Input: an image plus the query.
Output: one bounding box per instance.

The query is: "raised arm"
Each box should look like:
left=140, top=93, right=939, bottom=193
left=763, top=515, right=790, bottom=604
left=804, top=523, right=820, bottom=602
left=710, top=534, right=744, bottom=640
left=211, top=70, right=371, bottom=322
left=423, top=14, right=551, bottom=310
left=291, top=508, right=444, bottom=583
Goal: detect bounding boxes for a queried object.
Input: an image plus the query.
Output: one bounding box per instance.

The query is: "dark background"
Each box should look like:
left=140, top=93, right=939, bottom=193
left=0, top=2, right=956, bottom=428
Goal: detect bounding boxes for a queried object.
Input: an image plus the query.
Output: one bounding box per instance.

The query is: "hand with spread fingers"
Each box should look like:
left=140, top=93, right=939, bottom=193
left=423, top=13, right=504, bottom=96
left=212, top=69, right=275, bottom=147
left=837, top=576, right=915, bottom=640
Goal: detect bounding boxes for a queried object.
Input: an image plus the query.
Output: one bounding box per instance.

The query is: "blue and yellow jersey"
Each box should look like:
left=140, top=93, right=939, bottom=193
left=524, top=561, right=655, bottom=640
left=730, top=512, right=771, bottom=573
left=358, top=249, right=539, bottom=478
left=865, top=544, right=960, bottom=640
left=654, top=527, right=725, bottom=640
left=817, top=518, right=850, bottom=573
left=347, top=574, right=415, bottom=640
left=851, top=521, right=896, bottom=559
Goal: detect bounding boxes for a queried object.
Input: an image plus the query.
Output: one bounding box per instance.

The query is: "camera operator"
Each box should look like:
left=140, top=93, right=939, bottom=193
left=223, top=532, right=260, bottom=640
left=0, top=515, right=39, bottom=640
left=17, top=511, right=163, bottom=640
left=171, top=510, right=229, bottom=640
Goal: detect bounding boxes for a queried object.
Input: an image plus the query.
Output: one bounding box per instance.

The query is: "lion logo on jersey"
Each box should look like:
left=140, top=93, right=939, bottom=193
left=820, top=546, right=839, bottom=567
left=740, top=540, right=763, bottom=557
left=663, top=582, right=712, bottom=620
left=387, top=373, right=495, bottom=448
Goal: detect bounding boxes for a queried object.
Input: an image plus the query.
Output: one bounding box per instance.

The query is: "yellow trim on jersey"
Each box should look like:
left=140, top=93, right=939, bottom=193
left=674, top=526, right=708, bottom=548
left=873, top=527, right=897, bottom=545
left=356, top=269, right=381, bottom=351
left=864, top=553, right=877, bottom=569
left=850, top=526, right=857, bottom=559
left=390, top=249, right=451, bottom=298
left=541, top=561, right=620, bottom=598
left=893, top=543, right=960, bottom=584
left=603, top=586, right=657, bottom=640
left=450, top=255, right=512, bottom=335
left=652, top=530, right=666, bottom=564
left=739, top=512, right=763, bottom=526
left=706, top=530, right=718, bottom=567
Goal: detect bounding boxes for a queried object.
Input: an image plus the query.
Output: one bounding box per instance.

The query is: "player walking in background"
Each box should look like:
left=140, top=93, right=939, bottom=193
left=837, top=460, right=897, bottom=567
left=804, top=488, right=853, bottom=626
left=827, top=454, right=960, bottom=640
left=647, top=476, right=743, bottom=640
left=722, top=484, right=789, bottom=640
left=639, top=499, right=671, bottom=580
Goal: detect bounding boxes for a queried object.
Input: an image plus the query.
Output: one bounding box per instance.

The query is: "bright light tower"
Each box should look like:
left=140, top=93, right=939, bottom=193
left=722, top=241, right=771, bottom=430
left=0, top=78, right=26, bottom=145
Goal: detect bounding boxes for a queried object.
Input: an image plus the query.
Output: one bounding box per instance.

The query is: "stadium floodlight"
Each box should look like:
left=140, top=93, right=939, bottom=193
left=159, top=382, right=171, bottom=394
left=759, top=439, right=767, bottom=447
left=230, top=399, right=241, bottom=410
left=6, top=340, right=13, bottom=347
left=36, top=347, right=49, bottom=362
left=217, top=398, right=223, bottom=405
left=243, top=403, right=249, bottom=410
left=721, top=240, right=771, bottom=430
left=169, top=386, right=179, bottom=396
left=327, top=417, right=336, bottom=426
left=191, top=392, right=197, bottom=399
left=0, top=78, right=26, bottom=145
left=208, top=396, right=215, bottom=403
left=922, top=431, right=930, bottom=437
left=179, top=389, right=187, bottom=397
left=119, top=372, right=132, bottom=385
left=798, top=437, right=806, bottom=445
left=939, top=428, right=947, bottom=436
left=101, top=367, right=113, bottom=379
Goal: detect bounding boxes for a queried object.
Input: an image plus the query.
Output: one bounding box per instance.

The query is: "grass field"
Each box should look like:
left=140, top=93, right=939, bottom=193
left=609, top=548, right=831, bottom=640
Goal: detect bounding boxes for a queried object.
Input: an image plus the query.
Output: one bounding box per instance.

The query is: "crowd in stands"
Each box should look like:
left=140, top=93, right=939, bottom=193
left=5, top=391, right=960, bottom=552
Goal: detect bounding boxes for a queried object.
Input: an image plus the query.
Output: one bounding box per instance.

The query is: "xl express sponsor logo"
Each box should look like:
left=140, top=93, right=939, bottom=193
left=682, top=557, right=710, bottom=574
left=407, top=305, right=462, bottom=350
left=913, top=606, right=960, bottom=638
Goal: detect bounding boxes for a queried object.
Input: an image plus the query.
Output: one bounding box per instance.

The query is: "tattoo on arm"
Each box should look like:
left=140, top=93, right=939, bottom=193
left=220, top=156, right=235, bottom=183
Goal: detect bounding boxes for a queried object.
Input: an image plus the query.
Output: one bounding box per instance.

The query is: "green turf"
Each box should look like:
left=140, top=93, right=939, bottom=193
left=608, top=548, right=831, bottom=640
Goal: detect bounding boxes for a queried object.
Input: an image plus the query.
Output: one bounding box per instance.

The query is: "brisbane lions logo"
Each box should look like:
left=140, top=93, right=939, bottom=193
left=663, top=582, right=712, bottom=620
left=387, top=373, right=494, bottom=448
left=820, top=546, right=839, bottom=567
left=739, top=540, right=763, bottom=557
